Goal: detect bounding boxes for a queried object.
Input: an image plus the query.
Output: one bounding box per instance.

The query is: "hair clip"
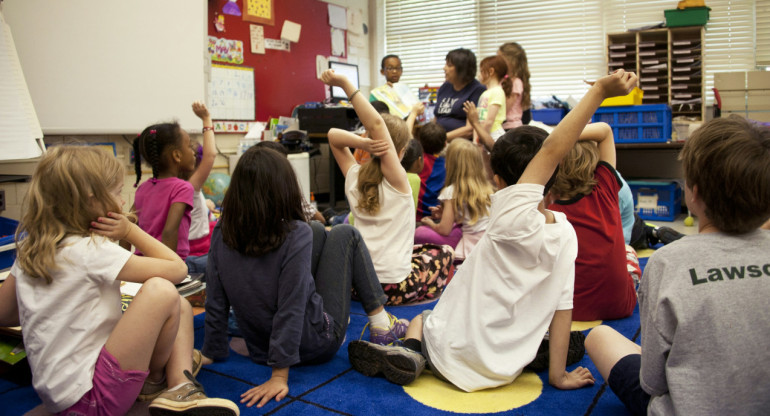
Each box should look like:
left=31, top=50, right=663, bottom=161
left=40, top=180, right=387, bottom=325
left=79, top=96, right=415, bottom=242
left=503, top=74, right=509, bottom=79
left=150, top=129, right=157, bottom=134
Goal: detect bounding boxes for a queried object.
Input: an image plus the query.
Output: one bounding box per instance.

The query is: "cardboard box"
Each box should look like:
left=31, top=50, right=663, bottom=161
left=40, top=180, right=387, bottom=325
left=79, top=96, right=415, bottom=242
left=719, top=90, right=746, bottom=112
left=747, top=90, right=770, bottom=111
left=714, top=72, right=746, bottom=91
left=748, top=71, right=770, bottom=90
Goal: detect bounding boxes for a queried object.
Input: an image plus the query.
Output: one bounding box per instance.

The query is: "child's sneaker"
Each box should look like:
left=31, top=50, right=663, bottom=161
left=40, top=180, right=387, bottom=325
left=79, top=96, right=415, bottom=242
left=348, top=340, right=425, bottom=385
left=369, top=312, right=409, bottom=345
left=138, top=349, right=203, bottom=402
left=149, top=370, right=239, bottom=416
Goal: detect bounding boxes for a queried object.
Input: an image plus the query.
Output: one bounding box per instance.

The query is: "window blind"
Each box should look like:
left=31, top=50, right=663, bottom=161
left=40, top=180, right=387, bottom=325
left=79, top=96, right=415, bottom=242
left=383, top=0, right=479, bottom=93
left=381, top=1, right=764, bottom=104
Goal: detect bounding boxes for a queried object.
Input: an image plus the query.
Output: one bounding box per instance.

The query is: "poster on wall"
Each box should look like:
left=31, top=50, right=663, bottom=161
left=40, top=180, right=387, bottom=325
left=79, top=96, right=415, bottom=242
left=243, top=0, right=274, bottom=26
left=249, top=24, right=265, bottom=54
left=208, top=36, right=244, bottom=64
left=208, top=64, right=255, bottom=121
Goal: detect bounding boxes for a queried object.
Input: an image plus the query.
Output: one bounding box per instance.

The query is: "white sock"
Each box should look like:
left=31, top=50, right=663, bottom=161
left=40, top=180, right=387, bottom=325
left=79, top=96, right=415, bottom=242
left=368, top=310, right=390, bottom=329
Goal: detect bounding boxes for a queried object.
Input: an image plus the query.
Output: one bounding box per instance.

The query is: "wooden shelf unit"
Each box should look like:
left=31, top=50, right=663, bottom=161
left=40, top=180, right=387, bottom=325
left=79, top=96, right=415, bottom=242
left=608, top=26, right=705, bottom=121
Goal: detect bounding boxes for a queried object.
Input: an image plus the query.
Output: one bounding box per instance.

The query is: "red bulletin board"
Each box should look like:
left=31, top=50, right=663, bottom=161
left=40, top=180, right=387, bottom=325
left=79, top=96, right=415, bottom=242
left=208, top=0, right=332, bottom=121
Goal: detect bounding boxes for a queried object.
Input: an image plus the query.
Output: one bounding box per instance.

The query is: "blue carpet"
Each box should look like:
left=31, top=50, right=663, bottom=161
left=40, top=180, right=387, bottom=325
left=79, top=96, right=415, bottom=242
left=1, top=268, right=648, bottom=416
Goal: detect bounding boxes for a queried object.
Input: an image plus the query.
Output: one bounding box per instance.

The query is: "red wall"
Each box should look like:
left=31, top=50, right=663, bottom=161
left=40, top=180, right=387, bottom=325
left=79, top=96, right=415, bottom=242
left=208, top=0, right=331, bottom=121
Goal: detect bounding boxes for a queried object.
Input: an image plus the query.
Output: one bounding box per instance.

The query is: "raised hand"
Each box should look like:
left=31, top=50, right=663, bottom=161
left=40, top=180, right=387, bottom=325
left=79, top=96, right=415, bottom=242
left=463, top=101, right=480, bottom=125
left=594, top=69, right=638, bottom=99
left=192, top=101, right=210, bottom=119
left=320, top=69, right=348, bottom=88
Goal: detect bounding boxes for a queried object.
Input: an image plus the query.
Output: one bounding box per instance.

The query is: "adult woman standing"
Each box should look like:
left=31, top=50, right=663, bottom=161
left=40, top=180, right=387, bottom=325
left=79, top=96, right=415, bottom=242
left=497, top=42, right=532, bottom=128
left=433, top=48, right=486, bottom=141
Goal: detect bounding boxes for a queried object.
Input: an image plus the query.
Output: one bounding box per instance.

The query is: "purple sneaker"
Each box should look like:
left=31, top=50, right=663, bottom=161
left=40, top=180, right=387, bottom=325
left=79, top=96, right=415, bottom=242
left=369, top=312, right=409, bottom=345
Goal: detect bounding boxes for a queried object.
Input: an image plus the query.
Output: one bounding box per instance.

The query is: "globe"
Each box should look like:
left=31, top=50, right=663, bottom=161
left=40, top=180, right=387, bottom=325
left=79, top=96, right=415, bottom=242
left=202, top=172, right=230, bottom=206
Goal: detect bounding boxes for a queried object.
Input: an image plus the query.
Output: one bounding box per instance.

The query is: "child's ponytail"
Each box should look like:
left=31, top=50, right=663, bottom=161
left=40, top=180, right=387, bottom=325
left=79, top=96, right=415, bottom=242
left=133, top=122, right=182, bottom=186
left=501, top=74, right=513, bottom=98
left=480, top=55, right=512, bottom=98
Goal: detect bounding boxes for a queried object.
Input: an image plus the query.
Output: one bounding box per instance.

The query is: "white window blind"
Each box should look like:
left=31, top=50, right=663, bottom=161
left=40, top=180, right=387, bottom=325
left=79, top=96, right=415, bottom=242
left=758, top=0, right=770, bottom=66
left=383, top=1, right=479, bottom=93
left=477, top=0, right=606, bottom=100
left=381, top=1, right=763, bottom=103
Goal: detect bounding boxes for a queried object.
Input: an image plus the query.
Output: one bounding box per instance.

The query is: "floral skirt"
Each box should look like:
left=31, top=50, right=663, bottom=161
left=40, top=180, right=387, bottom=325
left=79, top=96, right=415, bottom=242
left=381, top=243, right=455, bottom=305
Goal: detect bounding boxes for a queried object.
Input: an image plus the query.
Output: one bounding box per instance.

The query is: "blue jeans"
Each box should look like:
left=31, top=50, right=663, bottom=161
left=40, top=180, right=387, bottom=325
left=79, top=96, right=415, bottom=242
left=185, top=254, right=208, bottom=275
left=309, top=221, right=388, bottom=342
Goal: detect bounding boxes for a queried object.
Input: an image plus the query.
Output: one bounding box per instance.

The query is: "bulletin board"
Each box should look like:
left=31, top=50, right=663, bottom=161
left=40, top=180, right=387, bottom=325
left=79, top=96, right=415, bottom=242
left=208, top=0, right=332, bottom=121
left=209, top=64, right=255, bottom=120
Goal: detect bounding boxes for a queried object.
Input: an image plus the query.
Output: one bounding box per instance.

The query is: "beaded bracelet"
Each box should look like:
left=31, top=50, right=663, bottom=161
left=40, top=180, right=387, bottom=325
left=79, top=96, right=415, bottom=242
left=202, top=126, right=214, bottom=132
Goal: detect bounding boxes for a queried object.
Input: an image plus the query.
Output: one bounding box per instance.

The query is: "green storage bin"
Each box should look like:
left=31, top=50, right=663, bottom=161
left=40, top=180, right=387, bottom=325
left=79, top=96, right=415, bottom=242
left=664, top=7, right=710, bottom=27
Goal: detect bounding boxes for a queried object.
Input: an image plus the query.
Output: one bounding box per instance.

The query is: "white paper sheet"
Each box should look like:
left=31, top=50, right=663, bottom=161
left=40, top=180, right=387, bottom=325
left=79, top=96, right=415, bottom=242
left=328, top=4, right=347, bottom=29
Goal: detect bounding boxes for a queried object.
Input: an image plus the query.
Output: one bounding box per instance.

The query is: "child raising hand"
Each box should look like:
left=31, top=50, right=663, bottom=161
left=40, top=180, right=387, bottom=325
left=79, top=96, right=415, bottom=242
left=321, top=69, right=454, bottom=306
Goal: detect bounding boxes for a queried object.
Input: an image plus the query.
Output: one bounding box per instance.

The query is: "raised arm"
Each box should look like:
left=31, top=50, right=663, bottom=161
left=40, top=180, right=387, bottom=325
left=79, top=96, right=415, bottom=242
left=187, top=101, right=216, bottom=192
left=577, top=122, right=616, bottom=168
left=464, top=101, right=496, bottom=152
left=406, top=102, right=425, bottom=134
left=321, top=70, right=410, bottom=194
left=518, top=70, right=637, bottom=186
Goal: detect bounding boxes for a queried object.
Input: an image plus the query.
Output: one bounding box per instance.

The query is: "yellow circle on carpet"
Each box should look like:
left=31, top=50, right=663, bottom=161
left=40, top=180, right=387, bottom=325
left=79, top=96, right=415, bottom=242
left=571, top=320, right=603, bottom=331
left=403, top=371, right=542, bottom=413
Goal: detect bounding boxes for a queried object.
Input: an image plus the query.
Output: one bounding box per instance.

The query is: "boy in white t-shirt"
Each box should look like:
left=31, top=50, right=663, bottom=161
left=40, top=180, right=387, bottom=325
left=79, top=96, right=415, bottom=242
left=347, top=70, right=638, bottom=391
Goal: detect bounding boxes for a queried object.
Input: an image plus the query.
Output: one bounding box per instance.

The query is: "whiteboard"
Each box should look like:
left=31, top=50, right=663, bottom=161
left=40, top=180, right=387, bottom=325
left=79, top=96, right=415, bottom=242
left=1, top=0, right=207, bottom=135
left=209, top=64, right=255, bottom=120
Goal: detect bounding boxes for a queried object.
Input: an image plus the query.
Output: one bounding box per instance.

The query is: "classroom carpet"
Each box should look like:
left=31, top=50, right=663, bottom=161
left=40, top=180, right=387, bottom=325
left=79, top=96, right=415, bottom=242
left=1, top=256, right=651, bottom=416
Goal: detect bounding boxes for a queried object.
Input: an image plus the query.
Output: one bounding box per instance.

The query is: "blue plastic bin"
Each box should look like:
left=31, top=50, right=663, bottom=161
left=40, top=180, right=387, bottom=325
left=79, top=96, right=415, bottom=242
left=591, top=104, right=671, bottom=144
left=0, top=217, right=19, bottom=270
left=531, top=108, right=567, bottom=125
left=627, top=180, right=681, bottom=221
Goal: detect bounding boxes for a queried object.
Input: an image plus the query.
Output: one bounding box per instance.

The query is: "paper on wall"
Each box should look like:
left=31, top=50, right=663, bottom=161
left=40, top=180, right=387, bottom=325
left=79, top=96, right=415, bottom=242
left=249, top=24, right=265, bottom=54
left=347, top=32, right=365, bottom=49
left=347, top=8, right=364, bottom=35
left=281, top=20, right=301, bottom=43
left=328, top=4, right=347, bottom=29
left=330, top=28, right=345, bottom=57
left=316, top=55, right=329, bottom=78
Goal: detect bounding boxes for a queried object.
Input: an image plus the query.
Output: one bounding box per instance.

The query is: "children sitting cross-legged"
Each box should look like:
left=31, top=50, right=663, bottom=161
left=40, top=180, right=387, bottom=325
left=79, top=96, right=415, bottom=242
left=585, top=115, right=770, bottom=416
left=416, top=138, right=493, bottom=261
left=321, top=69, right=454, bottom=306
left=547, top=122, right=638, bottom=321
left=200, top=145, right=408, bottom=408
left=346, top=69, right=638, bottom=391
left=0, top=146, right=238, bottom=415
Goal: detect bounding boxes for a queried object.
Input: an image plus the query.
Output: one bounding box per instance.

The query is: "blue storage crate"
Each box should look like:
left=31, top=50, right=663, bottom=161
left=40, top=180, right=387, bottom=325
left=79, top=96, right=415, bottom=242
left=627, top=180, right=681, bottom=222
left=531, top=108, right=567, bottom=125
left=592, top=104, right=671, bottom=144
left=0, top=217, right=19, bottom=270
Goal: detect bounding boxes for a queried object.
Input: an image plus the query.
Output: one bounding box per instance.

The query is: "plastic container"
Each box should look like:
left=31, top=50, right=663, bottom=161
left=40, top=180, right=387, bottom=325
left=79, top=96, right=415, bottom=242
left=531, top=108, right=567, bottom=125
left=664, top=7, right=711, bottom=27
left=592, top=104, right=672, bottom=144
left=0, top=217, right=19, bottom=270
left=627, top=180, right=682, bottom=221
left=600, top=87, right=644, bottom=107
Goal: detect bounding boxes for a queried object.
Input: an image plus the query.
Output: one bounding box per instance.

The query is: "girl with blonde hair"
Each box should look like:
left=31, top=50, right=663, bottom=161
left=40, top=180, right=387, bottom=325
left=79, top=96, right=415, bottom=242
left=322, top=69, right=454, bottom=305
left=0, top=146, right=237, bottom=414
left=416, top=139, right=494, bottom=260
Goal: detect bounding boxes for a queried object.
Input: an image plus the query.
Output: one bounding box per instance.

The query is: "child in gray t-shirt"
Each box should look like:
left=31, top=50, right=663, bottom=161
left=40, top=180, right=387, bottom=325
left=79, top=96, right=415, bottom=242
left=585, top=115, right=770, bottom=416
